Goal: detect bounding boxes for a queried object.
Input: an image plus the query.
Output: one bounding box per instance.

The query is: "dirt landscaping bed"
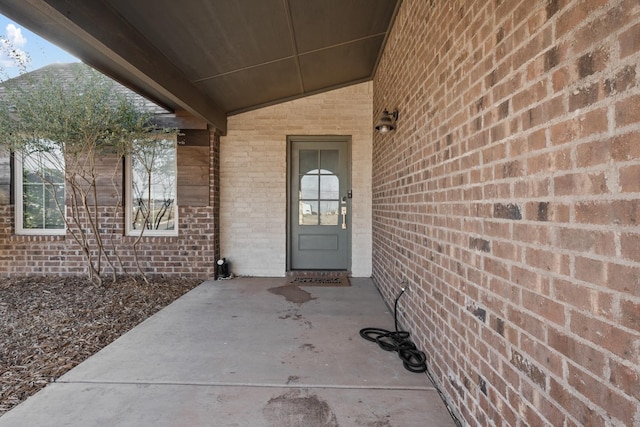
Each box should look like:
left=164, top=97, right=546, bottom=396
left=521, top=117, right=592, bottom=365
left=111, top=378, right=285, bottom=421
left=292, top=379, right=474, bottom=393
left=0, top=276, right=202, bottom=417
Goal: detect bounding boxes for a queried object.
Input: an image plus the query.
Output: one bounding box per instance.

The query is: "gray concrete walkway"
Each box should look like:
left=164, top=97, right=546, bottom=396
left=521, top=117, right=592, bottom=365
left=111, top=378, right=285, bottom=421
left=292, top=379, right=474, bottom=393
left=0, top=277, right=455, bottom=427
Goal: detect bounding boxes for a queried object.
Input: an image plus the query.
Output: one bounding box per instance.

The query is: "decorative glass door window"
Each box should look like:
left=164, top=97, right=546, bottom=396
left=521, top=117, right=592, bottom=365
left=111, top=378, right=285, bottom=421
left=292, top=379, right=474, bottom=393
left=298, top=149, right=340, bottom=226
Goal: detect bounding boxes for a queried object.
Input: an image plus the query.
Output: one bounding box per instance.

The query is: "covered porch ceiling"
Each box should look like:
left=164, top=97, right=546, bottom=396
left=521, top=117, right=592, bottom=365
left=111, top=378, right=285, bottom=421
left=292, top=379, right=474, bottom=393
left=0, top=0, right=400, bottom=134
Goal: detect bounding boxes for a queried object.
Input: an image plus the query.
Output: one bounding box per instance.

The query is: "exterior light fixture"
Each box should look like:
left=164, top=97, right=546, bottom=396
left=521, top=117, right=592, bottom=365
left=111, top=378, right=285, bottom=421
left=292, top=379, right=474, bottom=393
left=375, top=109, right=399, bottom=134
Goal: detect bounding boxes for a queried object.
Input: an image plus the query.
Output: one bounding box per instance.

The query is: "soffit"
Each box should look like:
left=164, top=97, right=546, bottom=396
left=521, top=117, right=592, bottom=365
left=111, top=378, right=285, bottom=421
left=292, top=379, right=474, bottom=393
left=0, top=0, right=399, bottom=134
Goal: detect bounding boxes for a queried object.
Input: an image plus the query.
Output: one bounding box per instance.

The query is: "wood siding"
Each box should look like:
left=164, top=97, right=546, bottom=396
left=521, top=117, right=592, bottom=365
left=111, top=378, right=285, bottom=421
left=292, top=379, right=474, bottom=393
left=177, top=130, right=211, bottom=207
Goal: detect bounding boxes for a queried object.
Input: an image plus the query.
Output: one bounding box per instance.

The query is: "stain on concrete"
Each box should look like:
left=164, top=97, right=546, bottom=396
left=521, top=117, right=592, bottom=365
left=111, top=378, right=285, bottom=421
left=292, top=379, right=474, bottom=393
left=263, top=390, right=338, bottom=427
left=286, top=375, right=300, bottom=384
left=277, top=306, right=313, bottom=329
left=278, top=311, right=304, bottom=321
left=366, top=420, right=392, bottom=427
left=299, top=343, right=320, bottom=353
left=268, top=285, right=315, bottom=304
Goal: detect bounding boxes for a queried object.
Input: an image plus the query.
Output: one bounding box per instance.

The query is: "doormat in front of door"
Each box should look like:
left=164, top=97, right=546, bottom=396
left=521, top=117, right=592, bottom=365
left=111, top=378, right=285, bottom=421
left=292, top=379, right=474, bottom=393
left=286, top=276, right=350, bottom=287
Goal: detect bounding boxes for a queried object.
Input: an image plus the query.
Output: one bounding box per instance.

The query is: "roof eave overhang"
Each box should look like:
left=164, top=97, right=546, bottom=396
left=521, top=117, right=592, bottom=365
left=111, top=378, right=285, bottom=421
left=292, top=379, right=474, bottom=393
left=0, top=0, right=227, bottom=134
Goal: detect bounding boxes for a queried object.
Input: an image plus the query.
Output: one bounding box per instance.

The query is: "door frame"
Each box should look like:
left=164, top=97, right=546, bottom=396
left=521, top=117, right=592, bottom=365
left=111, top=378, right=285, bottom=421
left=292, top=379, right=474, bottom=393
left=286, top=135, right=352, bottom=272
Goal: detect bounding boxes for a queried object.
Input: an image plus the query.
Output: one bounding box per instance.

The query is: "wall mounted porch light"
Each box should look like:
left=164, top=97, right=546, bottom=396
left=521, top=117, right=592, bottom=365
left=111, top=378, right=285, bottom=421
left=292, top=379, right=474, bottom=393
left=375, top=109, right=399, bottom=134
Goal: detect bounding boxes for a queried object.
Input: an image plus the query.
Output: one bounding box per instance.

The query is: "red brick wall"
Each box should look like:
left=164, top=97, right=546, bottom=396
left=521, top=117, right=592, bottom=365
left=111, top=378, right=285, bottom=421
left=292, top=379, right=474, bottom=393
left=0, top=131, right=220, bottom=279
left=373, top=0, right=640, bottom=425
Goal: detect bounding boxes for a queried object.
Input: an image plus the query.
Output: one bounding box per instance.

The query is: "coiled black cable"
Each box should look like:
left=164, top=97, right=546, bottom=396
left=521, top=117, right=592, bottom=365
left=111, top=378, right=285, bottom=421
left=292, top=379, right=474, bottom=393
left=359, top=288, right=427, bottom=373
left=360, top=287, right=465, bottom=426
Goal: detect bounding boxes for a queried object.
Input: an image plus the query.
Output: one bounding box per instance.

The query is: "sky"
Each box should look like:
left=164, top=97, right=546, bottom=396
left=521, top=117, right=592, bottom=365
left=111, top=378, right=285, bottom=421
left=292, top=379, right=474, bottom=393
left=0, top=14, right=79, bottom=80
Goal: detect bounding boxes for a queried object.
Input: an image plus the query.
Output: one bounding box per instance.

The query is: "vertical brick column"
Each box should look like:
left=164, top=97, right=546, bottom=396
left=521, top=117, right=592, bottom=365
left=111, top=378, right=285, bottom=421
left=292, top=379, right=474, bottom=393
left=210, top=130, right=221, bottom=274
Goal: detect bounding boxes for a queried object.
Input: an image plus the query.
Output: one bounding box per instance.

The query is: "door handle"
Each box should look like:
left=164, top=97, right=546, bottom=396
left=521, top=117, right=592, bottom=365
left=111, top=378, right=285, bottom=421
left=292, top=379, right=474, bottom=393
left=341, top=206, right=347, bottom=229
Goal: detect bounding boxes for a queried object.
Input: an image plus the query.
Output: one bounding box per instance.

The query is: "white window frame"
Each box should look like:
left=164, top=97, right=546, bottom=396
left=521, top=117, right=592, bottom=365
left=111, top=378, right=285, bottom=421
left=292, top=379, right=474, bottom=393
left=14, top=150, right=66, bottom=236
left=125, top=136, right=178, bottom=237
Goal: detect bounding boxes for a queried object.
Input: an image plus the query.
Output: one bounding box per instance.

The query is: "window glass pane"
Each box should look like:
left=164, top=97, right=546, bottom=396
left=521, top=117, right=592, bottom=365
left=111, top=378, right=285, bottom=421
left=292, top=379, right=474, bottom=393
left=23, top=184, right=44, bottom=228
left=131, top=200, right=146, bottom=230
left=21, top=148, right=65, bottom=231
left=44, top=185, right=65, bottom=228
left=299, top=150, right=318, bottom=175
left=320, top=201, right=339, bottom=225
left=44, top=167, right=64, bottom=184
left=23, top=169, right=42, bottom=183
left=300, top=174, right=318, bottom=199
left=320, top=175, right=339, bottom=199
left=148, top=198, right=175, bottom=230
left=297, top=148, right=341, bottom=227
left=320, top=150, right=339, bottom=174
left=299, top=201, right=318, bottom=225
left=130, top=138, right=177, bottom=232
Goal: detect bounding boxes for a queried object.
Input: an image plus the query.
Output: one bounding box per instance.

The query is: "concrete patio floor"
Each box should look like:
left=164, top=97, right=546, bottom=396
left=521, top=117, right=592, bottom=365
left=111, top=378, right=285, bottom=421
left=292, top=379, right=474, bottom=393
left=0, top=277, right=455, bottom=427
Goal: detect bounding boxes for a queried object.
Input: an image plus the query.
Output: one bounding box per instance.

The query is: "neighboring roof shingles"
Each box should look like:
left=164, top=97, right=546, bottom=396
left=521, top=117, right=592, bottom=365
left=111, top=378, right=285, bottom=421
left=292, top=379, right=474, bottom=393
left=0, top=63, right=169, bottom=115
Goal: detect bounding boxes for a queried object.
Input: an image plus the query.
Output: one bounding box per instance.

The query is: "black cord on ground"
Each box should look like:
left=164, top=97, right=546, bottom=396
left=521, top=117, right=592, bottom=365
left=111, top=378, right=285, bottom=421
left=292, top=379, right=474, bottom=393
left=359, top=288, right=427, bottom=373
left=360, top=287, right=464, bottom=427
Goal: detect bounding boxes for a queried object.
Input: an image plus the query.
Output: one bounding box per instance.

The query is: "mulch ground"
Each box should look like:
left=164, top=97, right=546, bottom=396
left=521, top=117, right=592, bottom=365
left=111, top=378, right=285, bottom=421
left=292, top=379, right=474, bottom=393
left=0, top=275, right=202, bottom=417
